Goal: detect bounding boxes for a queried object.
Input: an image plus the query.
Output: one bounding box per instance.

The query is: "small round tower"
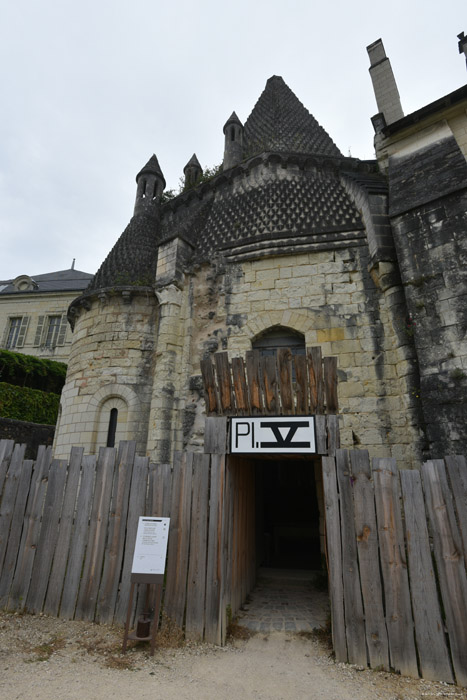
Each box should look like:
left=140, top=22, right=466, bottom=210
left=223, top=111, right=243, bottom=170
left=183, top=153, right=203, bottom=189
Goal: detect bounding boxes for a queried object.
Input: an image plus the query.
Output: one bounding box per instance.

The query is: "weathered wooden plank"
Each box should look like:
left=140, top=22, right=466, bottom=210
left=261, top=355, right=279, bottom=414
left=75, top=447, right=116, bottom=620
left=349, top=450, right=389, bottom=671
left=215, top=351, right=234, bottom=414
left=26, top=459, right=68, bottom=613
left=163, top=452, right=194, bottom=628
left=0, top=439, right=15, bottom=496
left=147, top=462, right=172, bottom=517
left=245, top=350, right=263, bottom=414
left=307, top=347, right=324, bottom=413
left=221, top=457, right=235, bottom=642
left=422, top=460, right=467, bottom=687
left=335, top=450, right=367, bottom=666
left=277, top=348, right=294, bottom=415
left=60, top=454, right=97, bottom=619
left=322, top=455, right=347, bottom=662
left=204, top=417, right=228, bottom=455
left=231, top=356, right=250, bottom=415
left=43, top=447, right=84, bottom=617
left=294, top=354, right=308, bottom=415
left=0, top=459, right=34, bottom=608
left=444, top=455, right=467, bottom=562
left=97, top=441, right=136, bottom=623
left=204, top=454, right=225, bottom=644
left=114, top=455, right=150, bottom=624
left=323, top=356, right=338, bottom=414
left=373, top=458, right=418, bottom=678
left=200, top=357, right=219, bottom=415
left=400, top=469, right=454, bottom=683
left=185, top=453, right=210, bottom=640
left=0, top=443, right=26, bottom=573
left=327, top=415, right=340, bottom=456
left=315, top=415, right=327, bottom=455
left=7, top=446, right=52, bottom=610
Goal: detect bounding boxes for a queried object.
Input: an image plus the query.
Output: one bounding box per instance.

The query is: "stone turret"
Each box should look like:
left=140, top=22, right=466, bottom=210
left=183, top=153, right=202, bottom=189
left=134, top=154, right=166, bottom=215
left=223, top=112, right=244, bottom=170
left=367, top=39, right=404, bottom=129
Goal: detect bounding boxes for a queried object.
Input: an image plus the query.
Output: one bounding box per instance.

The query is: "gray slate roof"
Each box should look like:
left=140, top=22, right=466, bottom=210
left=0, top=268, right=93, bottom=295
left=243, top=76, right=342, bottom=159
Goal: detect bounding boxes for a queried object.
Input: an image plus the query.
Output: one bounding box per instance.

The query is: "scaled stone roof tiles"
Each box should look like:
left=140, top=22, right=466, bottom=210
left=243, top=76, right=342, bottom=159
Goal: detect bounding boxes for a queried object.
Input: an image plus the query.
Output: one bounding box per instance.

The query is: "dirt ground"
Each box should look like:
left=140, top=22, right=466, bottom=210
left=0, top=612, right=466, bottom=700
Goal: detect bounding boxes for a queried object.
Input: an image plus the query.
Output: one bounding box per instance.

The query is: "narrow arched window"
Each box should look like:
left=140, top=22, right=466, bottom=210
left=106, top=408, right=118, bottom=447
left=231, top=126, right=235, bottom=142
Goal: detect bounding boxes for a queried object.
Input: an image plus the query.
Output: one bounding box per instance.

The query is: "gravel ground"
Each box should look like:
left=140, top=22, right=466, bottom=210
left=0, top=611, right=466, bottom=700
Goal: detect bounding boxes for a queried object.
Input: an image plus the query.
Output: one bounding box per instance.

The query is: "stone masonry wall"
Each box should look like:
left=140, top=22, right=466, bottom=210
left=53, top=291, right=158, bottom=458
left=180, top=247, right=422, bottom=468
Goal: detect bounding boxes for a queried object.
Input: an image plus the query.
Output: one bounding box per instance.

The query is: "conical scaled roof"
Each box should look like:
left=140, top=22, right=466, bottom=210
left=243, top=76, right=341, bottom=158
left=136, top=154, right=166, bottom=188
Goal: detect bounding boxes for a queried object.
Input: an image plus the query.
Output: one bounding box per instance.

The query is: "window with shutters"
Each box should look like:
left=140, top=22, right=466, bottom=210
left=2, top=316, right=29, bottom=349
left=34, top=314, right=68, bottom=348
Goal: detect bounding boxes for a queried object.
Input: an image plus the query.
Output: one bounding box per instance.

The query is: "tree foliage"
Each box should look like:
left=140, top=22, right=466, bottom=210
left=0, top=350, right=67, bottom=394
left=0, top=382, right=60, bottom=425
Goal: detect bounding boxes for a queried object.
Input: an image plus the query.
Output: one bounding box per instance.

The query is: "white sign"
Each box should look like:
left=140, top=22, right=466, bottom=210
left=231, top=416, right=316, bottom=454
left=131, top=517, right=170, bottom=576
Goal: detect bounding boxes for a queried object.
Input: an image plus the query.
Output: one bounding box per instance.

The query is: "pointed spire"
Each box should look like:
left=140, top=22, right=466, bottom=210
left=183, top=153, right=203, bottom=189
left=223, top=112, right=244, bottom=171
left=243, top=76, right=341, bottom=158
left=134, top=154, right=166, bottom=214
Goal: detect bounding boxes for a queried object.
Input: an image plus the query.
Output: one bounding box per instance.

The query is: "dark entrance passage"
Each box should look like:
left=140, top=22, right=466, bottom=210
left=255, top=457, right=322, bottom=570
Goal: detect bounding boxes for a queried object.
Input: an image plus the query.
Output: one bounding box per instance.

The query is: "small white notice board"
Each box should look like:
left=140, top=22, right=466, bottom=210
left=131, top=517, right=170, bottom=576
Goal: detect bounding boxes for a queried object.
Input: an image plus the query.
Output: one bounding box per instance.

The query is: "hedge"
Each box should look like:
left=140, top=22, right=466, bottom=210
left=0, top=382, right=60, bottom=425
left=0, top=349, right=66, bottom=394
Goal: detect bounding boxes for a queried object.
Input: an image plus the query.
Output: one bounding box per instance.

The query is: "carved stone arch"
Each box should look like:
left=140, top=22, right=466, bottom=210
left=244, top=310, right=311, bottom=344
left=89, top=384, right=140, bottom=452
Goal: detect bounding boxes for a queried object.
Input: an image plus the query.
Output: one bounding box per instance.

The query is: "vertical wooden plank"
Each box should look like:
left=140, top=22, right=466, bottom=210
left=185, top=453, right=210, bottom=640
left=349, top=450, right=389, bottom=671
left=323, top=356, right=339, bottom=414
left=422, top=460, right=467, bottom=687
left=245, top=350, right=263, bottom=414
left=26, top=459, right=68, bottom=613
left=200, top=357, right=219, bottom=415
left=335, top=450, right=367, bottom=666
left=43, top=447, right=84, bottom=616
left=205, top=454, right=225, bottom=644
left=214, top=351, right=234, bottom=414
left=261, top=355, right=279, bottom=414
left=277, top=348, right=294, bottom=414
left=400, top=469, right=454, bottom=683
left=322, top=455, right=347, bottom=662
left=444, top=455, right=467, bottom=561
left=0, top=439, right=15, bottom=496
left=7, top=447, right=52, bottom=610
left=97, top=441, right=136, bottom=623
left=307, top=347, right=324, bottom=413
left=373, top=458, right=418, bottom=678
left=294, top=354, right=308, bottom=415
left=163, top=452, right=194, bottom=628
left=0, top=459, right=34, bottom=608
left=60, top=455, right=97, bottom=619
left=0, top=444, right=26, bottom=573
left=231, top=357, right=250, bottom=415
left=315, top=415, right=327, bottom=455
left=114, top=455, right=150, bottom=624
left=147, top=462, right=172, bottom=517
left=74, top=447, right=116, bottom=621
left=327, top=415, right=340, bottom=456
left=204, top=417, right=228, bottom=454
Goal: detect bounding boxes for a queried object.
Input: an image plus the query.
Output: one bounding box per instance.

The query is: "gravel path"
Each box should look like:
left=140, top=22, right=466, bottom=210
left=1, top=612, right=466, bottom=700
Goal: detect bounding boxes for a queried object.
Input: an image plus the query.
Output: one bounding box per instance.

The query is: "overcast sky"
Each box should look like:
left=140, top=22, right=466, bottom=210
left=1, top=0, right=466, bottom=280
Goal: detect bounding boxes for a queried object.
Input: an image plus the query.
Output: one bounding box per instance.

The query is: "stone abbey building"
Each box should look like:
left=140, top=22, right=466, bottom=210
left=53, top=38, right=467, bottom=470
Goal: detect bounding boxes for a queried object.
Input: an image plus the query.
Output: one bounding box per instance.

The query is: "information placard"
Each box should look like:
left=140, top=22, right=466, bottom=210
left=231, top=416, right=316, bottom=454
left=131, top=517, right=170, bottom=576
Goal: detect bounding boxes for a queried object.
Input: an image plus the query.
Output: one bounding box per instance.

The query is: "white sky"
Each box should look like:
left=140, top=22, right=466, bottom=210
left=1, top=0, right=466, bottom=279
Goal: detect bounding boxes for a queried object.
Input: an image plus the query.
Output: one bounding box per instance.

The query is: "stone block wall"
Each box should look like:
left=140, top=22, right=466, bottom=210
left=53, top=291, right=158, bottom=458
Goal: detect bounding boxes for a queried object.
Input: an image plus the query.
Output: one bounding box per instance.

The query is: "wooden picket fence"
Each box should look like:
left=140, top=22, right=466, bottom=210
left=323, top=449, right=467, bottom=687
left=0, top=438, right=256, bottom=645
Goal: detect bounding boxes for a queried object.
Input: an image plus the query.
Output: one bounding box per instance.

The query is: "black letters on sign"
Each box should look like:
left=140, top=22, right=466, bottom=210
left=260, top=421, right=310, bottom=449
